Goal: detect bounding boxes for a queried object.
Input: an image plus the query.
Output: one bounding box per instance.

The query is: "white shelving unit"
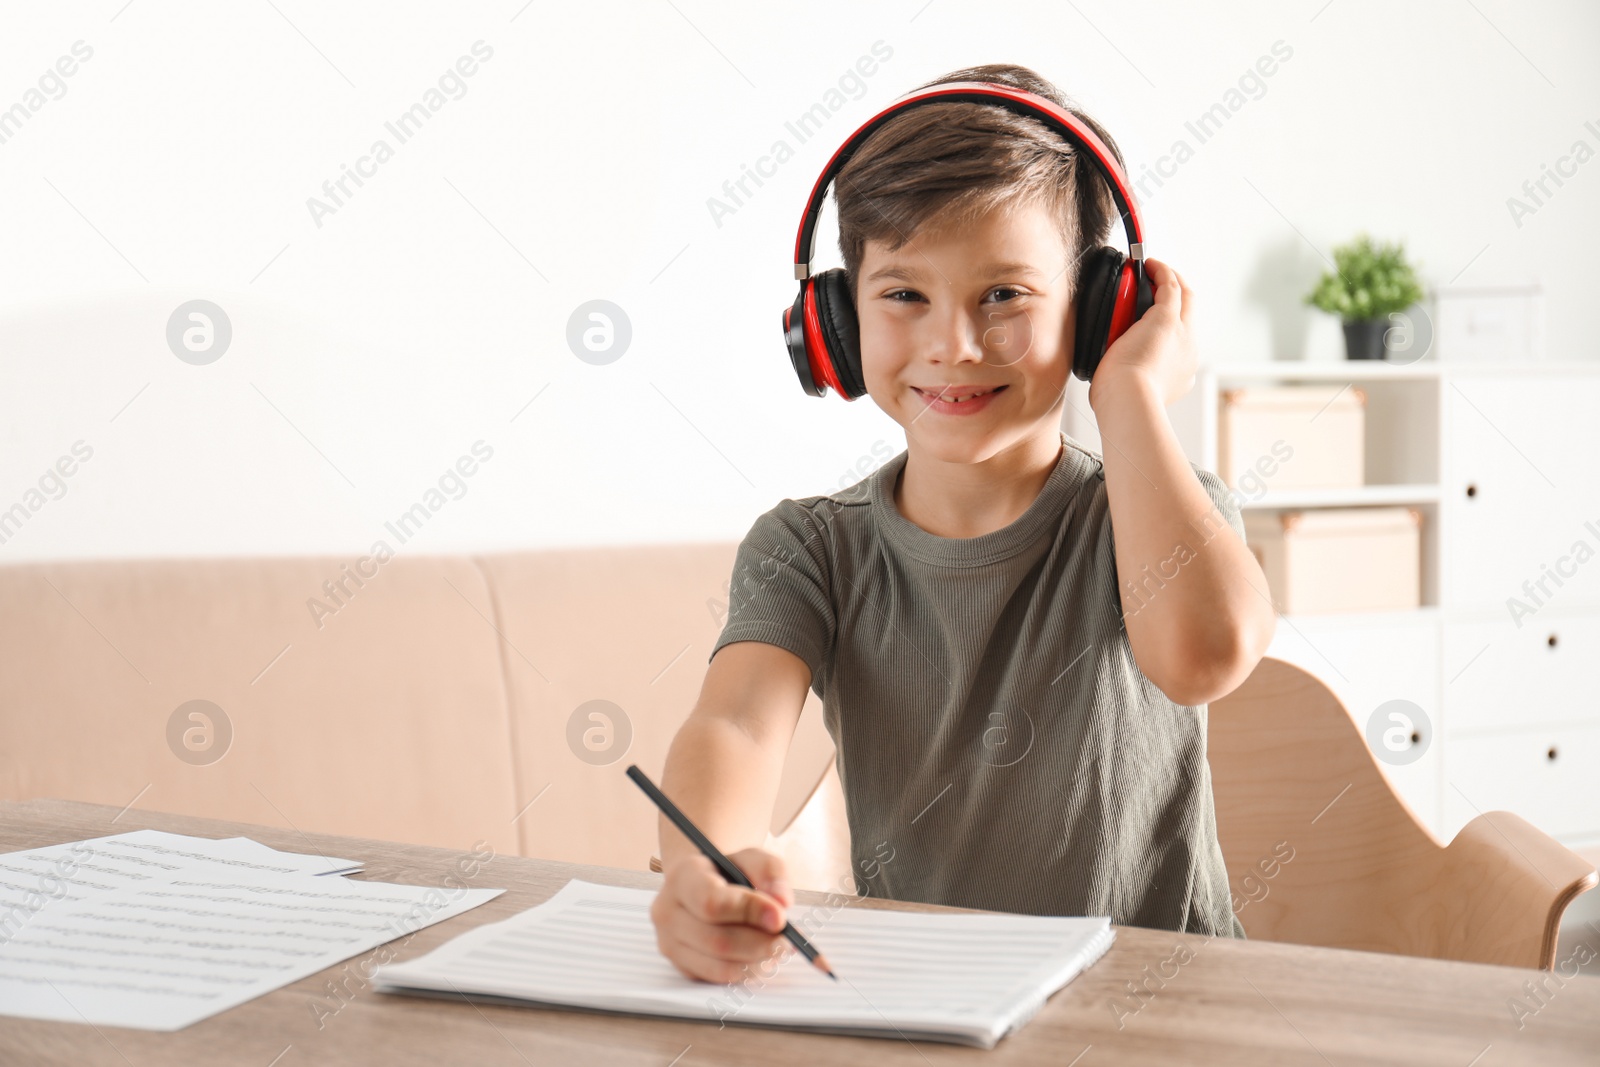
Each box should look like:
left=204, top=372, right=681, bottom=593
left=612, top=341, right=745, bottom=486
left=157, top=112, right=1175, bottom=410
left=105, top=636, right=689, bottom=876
left=1240, top=485, right=1444, bottom=509
left=1065, top=359, right=1600, bottom=853
left=1174, top=361, right=1447, bottom=617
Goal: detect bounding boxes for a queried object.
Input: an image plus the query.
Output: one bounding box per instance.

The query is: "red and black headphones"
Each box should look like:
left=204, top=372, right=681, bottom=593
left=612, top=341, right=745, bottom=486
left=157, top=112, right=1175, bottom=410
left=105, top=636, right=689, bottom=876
left=782, top=80, right=1154, bottom=399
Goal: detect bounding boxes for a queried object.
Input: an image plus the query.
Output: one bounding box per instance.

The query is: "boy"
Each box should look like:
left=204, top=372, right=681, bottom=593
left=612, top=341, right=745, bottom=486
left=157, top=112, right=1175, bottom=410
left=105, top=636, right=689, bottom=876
left=650, top=63, right=1275, bottom=984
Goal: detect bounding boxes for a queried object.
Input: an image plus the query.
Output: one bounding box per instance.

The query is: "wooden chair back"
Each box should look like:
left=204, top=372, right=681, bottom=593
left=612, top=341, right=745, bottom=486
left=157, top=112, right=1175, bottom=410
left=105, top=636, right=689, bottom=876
left=1208, top=656, right=1596, bottom=969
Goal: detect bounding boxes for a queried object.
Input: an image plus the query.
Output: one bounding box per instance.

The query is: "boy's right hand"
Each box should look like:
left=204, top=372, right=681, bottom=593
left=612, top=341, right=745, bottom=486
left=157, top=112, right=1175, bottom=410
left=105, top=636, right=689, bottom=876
left=650, top=847, right=796, bottom=983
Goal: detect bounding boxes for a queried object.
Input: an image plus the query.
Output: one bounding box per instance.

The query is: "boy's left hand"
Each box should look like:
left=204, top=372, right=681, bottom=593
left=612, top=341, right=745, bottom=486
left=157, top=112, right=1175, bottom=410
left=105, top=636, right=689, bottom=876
left=1087, top=257, right=1197, bottom=411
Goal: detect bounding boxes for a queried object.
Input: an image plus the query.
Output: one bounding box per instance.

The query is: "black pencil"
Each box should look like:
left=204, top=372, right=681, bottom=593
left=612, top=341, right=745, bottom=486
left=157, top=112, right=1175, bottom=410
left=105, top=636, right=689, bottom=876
left=626, top=764, right=837, bottom=981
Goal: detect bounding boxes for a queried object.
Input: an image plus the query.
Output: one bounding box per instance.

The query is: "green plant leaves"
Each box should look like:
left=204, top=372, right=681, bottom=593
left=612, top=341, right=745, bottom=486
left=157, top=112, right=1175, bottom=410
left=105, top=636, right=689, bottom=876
left=1303, top=233, right=1425, bottom=321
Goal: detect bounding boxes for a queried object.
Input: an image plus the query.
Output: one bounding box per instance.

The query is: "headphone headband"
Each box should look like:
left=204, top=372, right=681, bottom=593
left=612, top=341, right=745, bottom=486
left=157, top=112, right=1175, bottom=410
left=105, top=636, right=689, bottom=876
left=792, top=80, right=1145, bottom=280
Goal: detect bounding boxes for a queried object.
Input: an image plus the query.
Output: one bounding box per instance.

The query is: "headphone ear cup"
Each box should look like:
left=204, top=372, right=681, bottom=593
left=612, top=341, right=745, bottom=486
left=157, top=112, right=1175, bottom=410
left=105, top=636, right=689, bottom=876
left=811, top=268, right=866, bottom=399
left=784, top=288, right=823, bottom=397
left=1071, top=246, right=1125, bottom=383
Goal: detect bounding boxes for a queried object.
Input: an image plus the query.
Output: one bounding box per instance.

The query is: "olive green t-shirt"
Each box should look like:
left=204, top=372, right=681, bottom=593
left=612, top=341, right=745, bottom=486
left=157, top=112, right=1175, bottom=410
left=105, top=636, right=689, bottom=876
left=710, top=430, right=1247, bottom=938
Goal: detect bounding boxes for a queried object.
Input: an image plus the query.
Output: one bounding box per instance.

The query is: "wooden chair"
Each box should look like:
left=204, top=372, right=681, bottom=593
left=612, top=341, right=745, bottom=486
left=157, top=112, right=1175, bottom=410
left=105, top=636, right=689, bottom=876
left=1208, top=656, right=1597, bottom=969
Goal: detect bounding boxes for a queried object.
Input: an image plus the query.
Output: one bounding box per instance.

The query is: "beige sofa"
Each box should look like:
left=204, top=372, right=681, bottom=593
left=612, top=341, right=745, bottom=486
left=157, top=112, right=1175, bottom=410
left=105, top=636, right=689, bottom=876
left=0, top=546, right=848, bottom=884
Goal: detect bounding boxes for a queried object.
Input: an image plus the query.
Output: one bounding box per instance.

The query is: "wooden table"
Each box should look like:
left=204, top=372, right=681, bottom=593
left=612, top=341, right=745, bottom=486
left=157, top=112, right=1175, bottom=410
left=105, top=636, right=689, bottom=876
left=3, top=799, right=1596, bottom=1065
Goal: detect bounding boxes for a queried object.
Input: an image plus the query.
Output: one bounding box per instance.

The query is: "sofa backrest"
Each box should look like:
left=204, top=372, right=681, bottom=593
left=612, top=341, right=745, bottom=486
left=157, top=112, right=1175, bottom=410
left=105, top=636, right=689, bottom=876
left=477, top=544, right=835, bottom=870
left=0, top=546, right=837, bottom=869
left=0, top=555, right=522, bottom=856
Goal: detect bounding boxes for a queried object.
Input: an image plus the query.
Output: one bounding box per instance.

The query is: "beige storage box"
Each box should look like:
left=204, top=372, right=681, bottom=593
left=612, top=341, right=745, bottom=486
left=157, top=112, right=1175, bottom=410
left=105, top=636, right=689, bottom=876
left=1244, top=506, right=1422, bottom=614
left=1218, top=385, right=1366, bottom=491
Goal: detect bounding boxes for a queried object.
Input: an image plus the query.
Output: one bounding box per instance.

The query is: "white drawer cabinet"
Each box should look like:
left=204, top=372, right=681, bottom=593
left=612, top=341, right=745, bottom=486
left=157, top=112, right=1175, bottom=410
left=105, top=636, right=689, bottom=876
left=1262, top=614, right=1441, bottom=833
left=1443, top=724, right=1600, bottom=841
left=1165, top=362, right=1600, bottom=848
left=1443, top=374, right=1600, bottom=609
left=1443, top=614, right=1600, bottom=734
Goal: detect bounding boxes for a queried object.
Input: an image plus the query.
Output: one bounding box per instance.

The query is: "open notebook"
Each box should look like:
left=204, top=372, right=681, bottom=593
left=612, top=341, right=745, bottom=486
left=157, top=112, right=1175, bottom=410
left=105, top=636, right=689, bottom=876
left=372, top=878, right=1115, bottom=1049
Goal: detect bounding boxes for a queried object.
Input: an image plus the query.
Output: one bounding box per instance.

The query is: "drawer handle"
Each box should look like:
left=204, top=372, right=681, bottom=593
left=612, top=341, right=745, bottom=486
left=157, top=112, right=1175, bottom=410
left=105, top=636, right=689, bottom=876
left=1547, top=746, right=1559, bottom=762
left=1548, top=633, right=1558, bottom=648
left=1465, top=483, right=1478, bottom=499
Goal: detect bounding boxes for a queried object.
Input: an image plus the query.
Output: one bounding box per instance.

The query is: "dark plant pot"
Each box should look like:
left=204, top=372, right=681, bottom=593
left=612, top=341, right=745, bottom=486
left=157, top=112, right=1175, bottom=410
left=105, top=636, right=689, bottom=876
left=1342, top=318, right=1388, bottom=360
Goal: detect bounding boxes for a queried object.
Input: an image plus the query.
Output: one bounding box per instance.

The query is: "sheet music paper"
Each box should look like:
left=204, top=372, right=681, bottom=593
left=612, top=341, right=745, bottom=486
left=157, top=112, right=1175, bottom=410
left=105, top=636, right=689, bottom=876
left=0, top=842, right=502, bottom=1030
left=373, top=879, right=1114, bottom=1049
left=0, top=829, right=364, bottom=937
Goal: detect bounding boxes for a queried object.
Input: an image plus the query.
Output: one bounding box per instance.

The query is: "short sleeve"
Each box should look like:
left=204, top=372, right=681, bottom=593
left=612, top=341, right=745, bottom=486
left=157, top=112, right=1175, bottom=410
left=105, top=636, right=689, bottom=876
left=709, top=500, right=835, bottom=694
left=1191, top=464, right=1247, bottom=543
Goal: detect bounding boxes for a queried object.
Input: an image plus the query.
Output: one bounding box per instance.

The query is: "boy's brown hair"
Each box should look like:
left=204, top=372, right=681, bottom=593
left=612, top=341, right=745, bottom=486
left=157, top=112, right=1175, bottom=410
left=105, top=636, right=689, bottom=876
left=833, top=63, right=1125, bottom=303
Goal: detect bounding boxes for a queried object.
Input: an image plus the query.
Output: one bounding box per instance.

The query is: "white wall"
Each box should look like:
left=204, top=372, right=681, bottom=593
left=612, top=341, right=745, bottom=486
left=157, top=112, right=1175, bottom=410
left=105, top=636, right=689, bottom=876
left=2, top=0, right=1596, bottom=560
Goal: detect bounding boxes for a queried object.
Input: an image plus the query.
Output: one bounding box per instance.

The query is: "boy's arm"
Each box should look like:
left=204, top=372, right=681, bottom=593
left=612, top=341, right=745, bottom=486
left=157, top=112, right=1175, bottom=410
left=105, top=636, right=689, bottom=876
left=1087, top=259, right=1277, bottom=706
left=658, top=639, right=812, bottom=866
left=652, top=639, right=812, bottom=983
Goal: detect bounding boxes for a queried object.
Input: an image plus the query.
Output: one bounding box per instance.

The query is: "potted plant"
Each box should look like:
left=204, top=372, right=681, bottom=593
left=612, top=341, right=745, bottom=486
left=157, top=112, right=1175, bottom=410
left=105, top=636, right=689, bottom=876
left=1304, top=234, right=1425, bottom=360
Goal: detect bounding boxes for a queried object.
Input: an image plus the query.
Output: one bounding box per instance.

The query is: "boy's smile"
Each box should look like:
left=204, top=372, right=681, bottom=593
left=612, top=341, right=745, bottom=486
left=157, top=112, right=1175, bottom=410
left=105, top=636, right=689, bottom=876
left=855, top=197, right=1074, bottom=467
left=909, top=382, right=1008, bottom=415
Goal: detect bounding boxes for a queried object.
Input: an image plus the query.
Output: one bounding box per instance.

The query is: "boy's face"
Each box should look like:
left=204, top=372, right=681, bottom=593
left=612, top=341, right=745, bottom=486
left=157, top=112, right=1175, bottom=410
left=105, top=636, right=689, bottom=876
left=855, top=198, right=1073, bottom=465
